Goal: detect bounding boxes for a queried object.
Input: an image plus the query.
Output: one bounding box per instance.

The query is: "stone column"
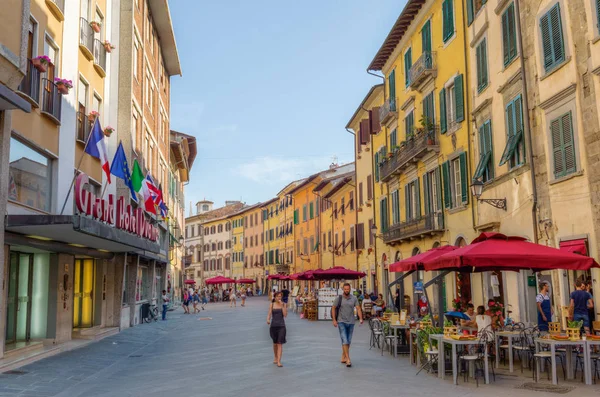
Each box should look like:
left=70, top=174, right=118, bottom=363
left=0, top=110, right=12, bottom=359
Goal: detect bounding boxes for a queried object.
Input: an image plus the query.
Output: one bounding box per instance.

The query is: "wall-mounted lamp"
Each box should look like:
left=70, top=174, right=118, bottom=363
left=471, top=179, right=507, bottom=211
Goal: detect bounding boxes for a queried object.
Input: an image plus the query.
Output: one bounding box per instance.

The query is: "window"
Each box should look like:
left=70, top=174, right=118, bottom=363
left=502, top=3, right=518, bottom=66
left=341, top=197, right=345, bottom=215
left=442, top=153, right=468, bottom=209
left=350, top=226, right=355, bottom=251
left=442, top=0, right=455, bottom=42
left=94, top=9, right=104, bottom=40
left=550, top=111, right=576, bottom=178
left=149, top=84, right=154, bottom=114
left=367, top=175, right=373, bottom=200
left=499, top=95, right=524, bottom=169
left=476, top=38, right=488, bottom=92
left=405, top=180, right=420, bottom=221
left=309, top=202, right=314, bottom=219
left=359, top=182, right=364, bottom=206
left=92, top=93, right=101, bottom=117
left=315, top=198, right=320, bottom=217
left=309, top=236, right=315, bottom=253
left=374, top=152, right=380, bottom=182
left=78, top=78, right=88, bottom=116
left=539, top=3, right=565, bottom=73
left=440, top=74, right=464, bottom=133
left=423, top=91, right=435, bottom=128
left=302, top=204, right=307, bottom=222
left=44, top=36, right=58, bottom=82
left=145, top=133, right=153, bottom=172
left=405, top=111, right=414, bottom=139
left=341, top=231, right=346, bottom=254
left=466, top=0, right=487, bottom=25
left=334, top=234, right=339, bottom=250
left=349, top=192, right=354, bottom=211
left=133, top=40, right=139, bottom=79
left=391, top=190, right=400, bottom=224
left=474, top=121, right=494, bottom=182
left=404, top=49, right=412, bottom=87
left=423, top=169, right=442, bottom=215
left=379, top=198, right=389, bottom=232
left=8, top=137, right=53, bottom=212
left=334, top=202, right=338, bottom=219
left=390, top=128, right=397, bottom=150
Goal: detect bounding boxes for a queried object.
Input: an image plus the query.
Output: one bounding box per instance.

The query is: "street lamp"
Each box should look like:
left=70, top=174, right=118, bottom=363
left=470, top=179, right=507, bottom=211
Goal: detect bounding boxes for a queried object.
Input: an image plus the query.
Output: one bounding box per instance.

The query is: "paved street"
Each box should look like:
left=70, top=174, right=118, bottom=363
left=1, top=298, right=599, bottom=396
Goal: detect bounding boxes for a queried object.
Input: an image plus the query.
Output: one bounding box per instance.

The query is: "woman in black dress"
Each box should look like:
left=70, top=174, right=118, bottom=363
left=267, top=291, right=287, bottom=367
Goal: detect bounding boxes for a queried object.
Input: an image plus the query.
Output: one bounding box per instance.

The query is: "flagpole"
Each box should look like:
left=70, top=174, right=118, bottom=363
left=59, top=116, right=98, bottom=215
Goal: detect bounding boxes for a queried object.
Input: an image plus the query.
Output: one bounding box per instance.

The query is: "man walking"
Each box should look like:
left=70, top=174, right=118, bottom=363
left=570, top=280, right=594, bottom=334
left=332, top=283, right=363, bottom=367
left=161, top=290, right=169, bottom=321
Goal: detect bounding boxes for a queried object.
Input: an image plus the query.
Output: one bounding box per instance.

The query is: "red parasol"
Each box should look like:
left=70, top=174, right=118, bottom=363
left=235, top=278, right=256, bottom=284
left=205, top=276, right=235, bottom=285
left=426, top=232, right=600, bottom=272
left=183, top=279, right=196, bottom=285
left=389, top=245, right=458, bottom=272
left=312, top=266, right=365, bottom=280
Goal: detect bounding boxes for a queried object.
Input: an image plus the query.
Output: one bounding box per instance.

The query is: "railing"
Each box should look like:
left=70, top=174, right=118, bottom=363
left=76, top=111, right=91, bottom=142
left=380, top=126, right=440, bottom=181
left=18, top=59, right=40, bottom=104
left=79, top=18, right=94, bottom=56
left=275, top=264, right=290, bottom=274
left=383, top=212, right=444, bottom=243
left=379, top=96, right=397, bottom=124
left=93, top=39, right=107, bottom=75
left=41, top=78, right=61, bottom=123
left=409, top=51, right=436, bottom=89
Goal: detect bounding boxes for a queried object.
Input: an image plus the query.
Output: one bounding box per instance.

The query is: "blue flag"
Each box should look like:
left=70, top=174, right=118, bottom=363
left=109, top=141, right=137, bottom=202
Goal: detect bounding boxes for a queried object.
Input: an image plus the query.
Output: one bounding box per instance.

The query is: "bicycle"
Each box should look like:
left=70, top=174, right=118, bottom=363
left=144, top=302, right=159, bottom=323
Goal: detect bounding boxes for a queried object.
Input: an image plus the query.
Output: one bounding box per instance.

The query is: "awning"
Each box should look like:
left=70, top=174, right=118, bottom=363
left=559, top=239, right=588, bottom=256
left=0, top=83, right=31, bottom=112
left=389, top=245, right=457, bottom=272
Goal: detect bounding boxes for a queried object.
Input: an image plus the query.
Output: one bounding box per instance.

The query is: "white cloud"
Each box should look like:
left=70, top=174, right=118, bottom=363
left=236, top=156, right=332, bottom=184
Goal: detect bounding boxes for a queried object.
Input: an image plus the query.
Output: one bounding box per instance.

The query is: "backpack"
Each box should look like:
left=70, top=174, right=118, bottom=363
left=332, top=296, right=343, bottom=321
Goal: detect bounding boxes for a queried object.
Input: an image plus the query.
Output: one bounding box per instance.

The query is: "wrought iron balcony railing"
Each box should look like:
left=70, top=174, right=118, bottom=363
left=41, top=78, right=61, bottom=123
left=79, top=18, right=94, bottom=59
left=379, top=96, right=397, bottom=124
left=76, top=111, right=91, bottom=143
left=18, top=59, right=40, bottom=104
left=409, top=51, right=436, bottom=91
left=383, top=212, right=444, bottom=244
left=93, top=39, right=107, bottom=77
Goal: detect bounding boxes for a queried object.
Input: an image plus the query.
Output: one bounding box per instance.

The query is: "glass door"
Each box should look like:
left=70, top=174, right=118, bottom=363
left=73, top=259, right=95, bottom=328
left=5, top=252, right=34, bottom=344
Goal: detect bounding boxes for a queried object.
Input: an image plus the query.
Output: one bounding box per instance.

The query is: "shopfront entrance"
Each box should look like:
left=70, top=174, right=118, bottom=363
left=73, top=259, right=95, bottom=328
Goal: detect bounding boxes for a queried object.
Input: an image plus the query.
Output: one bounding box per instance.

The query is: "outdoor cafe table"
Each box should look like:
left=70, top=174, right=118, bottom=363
left=586, top=339, right=600, bottom=384
left=387, top=323, right=410, bottom=358
left=495, top=330, right=520, bottom=372
left=440, top=337, right=489, bottom=385
left=429, top=334, right=444, bottom=378
left=534, top=337, right=592, bottom=385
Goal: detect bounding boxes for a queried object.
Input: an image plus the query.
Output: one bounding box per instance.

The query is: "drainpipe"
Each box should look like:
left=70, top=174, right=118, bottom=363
left=514, top=0, right=539, bottom=244
left=346, top=127, right=360, bottom=277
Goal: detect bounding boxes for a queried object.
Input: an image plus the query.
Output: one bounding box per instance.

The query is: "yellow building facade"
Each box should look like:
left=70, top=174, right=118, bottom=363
left=291, top=175, right=322, bottom=274
left=240, top=204, right=265, bottom=290
left=261, top=198, right=279, bottom=282
left=276, top=183, right=297, bottom=274
left=230, top=212, right=244, bottom=280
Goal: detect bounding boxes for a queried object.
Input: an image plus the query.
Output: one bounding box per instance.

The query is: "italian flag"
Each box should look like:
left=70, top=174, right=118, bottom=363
left=131, top=160, right=156, bottom=214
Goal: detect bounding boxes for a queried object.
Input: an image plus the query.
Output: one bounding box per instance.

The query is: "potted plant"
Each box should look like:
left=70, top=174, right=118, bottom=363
left=367, top=247, right=373, bottom=254
left=103, top=40, right=115, bottom=53
left=566, top=320, right=583, bottom=339
left=32, top=55, right=52, bottom=73
left=443, top=318, right=458, bottom=337
left=90, top=20, right=102, bottom=33
left=357, top=249, right=362, bottom=255
left=88, top=111, right=99, bottom=122
left=54, top=78, right=72, bottom=94
left=357, top=207, right=363, bottom=212
left=387, top=151, right=394, bottom=158
left=103, top=126, right=115, bottom=137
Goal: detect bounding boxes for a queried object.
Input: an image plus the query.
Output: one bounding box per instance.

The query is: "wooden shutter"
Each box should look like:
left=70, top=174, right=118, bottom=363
left=459, top=152, right=468, bottom=203
left=357, top=122, right=363, bottom=153
left=370, top=107, right=381, bottom=133
left=374, top=152, right=380, bottom=182
left=423, top=174, right=430, bottom=215
left=367, top=175, right=373, bottom=200
left=454, top=74, right=464, bottom=122
left=415, top=179, right=421, bottom=217
left=309, top=202, right=314, bottom=219
left=360, top=119, right=369, bottom=145
left=561, top=112, right=576, bottom=175
left=507, top=4, right=516, bottom=61
left=404, top=49, right=411, bottom=87
left=552, top=112, right=576, bottom=178
left=502, top=8, right=510, bottom=65
left=467, top=0, right=474, bottom=25
left=422, top=20, right=431, bottom=53
left=597, top=0, right=600, bottom=32
left=356, top=223, right=365, bottom=249
left=439, top=88, right=447, bottom=134
left=551, top=118, right=564, bottom=177
left=405, top=185, right=410, bottom=220
left=293, top=209, right=298, bottom=225
left=389, top=70, right=396, bottom=104
left=442, top=162, right=451, bottom=209
left=481, top=40, right=488, bottom=89
left=435, top=167, right=443, bottom=210
left=359, top=182, right=364, bottom=205
left=368, top=219, right=374, bottom=246
left=443, top=0, right=454, bottom=42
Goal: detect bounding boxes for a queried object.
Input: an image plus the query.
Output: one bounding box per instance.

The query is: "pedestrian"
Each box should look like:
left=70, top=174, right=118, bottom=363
left=536, top=282, right=552, bottom=332
left=267, top=291, right=287, bottom=367
left=586, top=279, right=595, bottom=333
left=569, top=279, right=594, bottom=334
left=229, top=288, right=237, bottom=308
left=200, top=288, right=208, bottom=310
left=282, top=285, right=290, bottom=307
left=192, top=290, right=200, bottom=313
left=241, top=289, right=247, bottom=307
left=161, top=290, right=169, bottom=320
left=331, top=283, right=363, bottom=368
left=182, top=290, right=190, bottom=314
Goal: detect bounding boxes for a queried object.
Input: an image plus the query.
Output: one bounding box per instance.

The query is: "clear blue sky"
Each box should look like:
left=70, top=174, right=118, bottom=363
left=169, top=0, right=403, bottom=214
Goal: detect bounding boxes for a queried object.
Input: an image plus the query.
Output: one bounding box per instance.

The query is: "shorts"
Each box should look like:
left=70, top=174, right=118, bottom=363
left=574, top=313, right=590, bottom=328
left=338, top=322, right=355, bottom=345
left=202, top=297, right=208, bottom=304
left=183, top=300, right=190, bottom=306
left=282, top=297, right=289, bottom=303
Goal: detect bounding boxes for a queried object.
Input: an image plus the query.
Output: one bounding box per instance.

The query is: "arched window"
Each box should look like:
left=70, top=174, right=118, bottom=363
left=455, top=237, right=467, bottom=247
left=394, top=251, right=402, bottom=262
left=411, top=247, right=420, bottom=256
left=432, top=241, right=441, bottom=249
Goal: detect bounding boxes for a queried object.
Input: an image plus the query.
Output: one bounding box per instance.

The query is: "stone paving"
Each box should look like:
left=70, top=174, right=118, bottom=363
left=1, top=297, right=599, bottom=396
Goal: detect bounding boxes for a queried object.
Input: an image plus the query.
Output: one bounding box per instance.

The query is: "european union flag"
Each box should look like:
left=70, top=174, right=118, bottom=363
left=110, top=141, right=138, bottom=202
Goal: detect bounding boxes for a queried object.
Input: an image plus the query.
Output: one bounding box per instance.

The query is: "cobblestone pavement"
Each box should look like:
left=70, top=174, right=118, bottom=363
left=1, top=297, right=599, bottom=396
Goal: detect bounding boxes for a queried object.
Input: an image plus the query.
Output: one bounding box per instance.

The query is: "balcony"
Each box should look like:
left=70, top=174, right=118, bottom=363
left=76, top=111, right=91, bottom=143
left=379, top=96, right=398, bottom=125
left=45, top=0, right=65, bottom=21
left=93, top=39, right=107, bottom=77
left=275, top=264, right=290, bottom=274
left=17, top=59, right=40, bottom=106
left=409, top=51, right=436, bottom=92
left=79, top=18, right=94, bottom=60
left=380, top=126, right=440, bottom=182
left=383, top=212, right=444, bottom=244
left=184, top=255, right=192, bottom=268
left=41, top=78, right=61, bottom=124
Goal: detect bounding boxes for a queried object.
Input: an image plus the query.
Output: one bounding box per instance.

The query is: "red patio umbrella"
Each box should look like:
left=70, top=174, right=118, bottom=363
left=235, top=278, right=256, bottom=284
left=426, top=232, right=599, bottom=272
left=205, top=276, right=235, bottom=285
left=294, top=269, right=324, bottom=280
left=183, top=279, right=196, bottom=285
left=313, top=266, right=365, bottom=280
left=388, top=245, right=458, bottom=272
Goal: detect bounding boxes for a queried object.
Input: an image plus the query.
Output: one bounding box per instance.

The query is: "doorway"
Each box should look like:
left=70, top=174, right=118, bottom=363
left=73, top=259, right=95, bottom=328
left=6, top=252, right=34, bottom=343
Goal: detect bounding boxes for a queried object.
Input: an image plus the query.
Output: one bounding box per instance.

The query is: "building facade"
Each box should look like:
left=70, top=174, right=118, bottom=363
left=184, top=200, right=214, bottom=284
left=231, top=211, right=244, bottom=280
left=240, top=203, right=265, bottom=291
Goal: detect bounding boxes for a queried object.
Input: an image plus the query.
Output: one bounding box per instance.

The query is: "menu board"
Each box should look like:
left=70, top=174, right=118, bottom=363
left=318, top=288, right=338, bottom=320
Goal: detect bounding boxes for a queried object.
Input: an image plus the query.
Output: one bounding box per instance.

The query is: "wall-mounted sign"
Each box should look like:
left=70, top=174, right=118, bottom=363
left=414, top=281, right=424, bottom=294
left=75, top=173, right=158, bottom=242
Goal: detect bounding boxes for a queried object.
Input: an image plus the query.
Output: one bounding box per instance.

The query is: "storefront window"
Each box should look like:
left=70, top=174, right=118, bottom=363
left=136, top=266, right=150, bottom=302
left=9, top=137, right=52, bottom=212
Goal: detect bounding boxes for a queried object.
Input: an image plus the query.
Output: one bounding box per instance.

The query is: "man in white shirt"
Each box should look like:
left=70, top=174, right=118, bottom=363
left=161, top=290, right=170, bottom=320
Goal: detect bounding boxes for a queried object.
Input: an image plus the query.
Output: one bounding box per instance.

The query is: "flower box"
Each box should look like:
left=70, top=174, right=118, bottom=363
left=103, top=126, right=114, bottom=137
left=54, top=78, right=72, bottom=95
left=444, top=326, right=458, bottom=337
left=32, top=55, right=51, bottom=73
left=103, top=41, right=115, bottom=53
left=88, top=111, right=99, bottom=122
left=548, top=322, right=561, bottom=335
left=90, top=21, right=102, bottom=33
left=566, top=327, right=580, bottom=340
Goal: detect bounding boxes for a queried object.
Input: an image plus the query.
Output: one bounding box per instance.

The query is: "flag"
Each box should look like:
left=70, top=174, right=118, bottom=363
left=110, top=142, right=137, bottom=202
left=84, top=119, right=111, bottom=183
left=131, top=159, right=144, bottom=199
left=155, top=184, right=169, bottom=218
left=142, top=174, right=159, bottom=214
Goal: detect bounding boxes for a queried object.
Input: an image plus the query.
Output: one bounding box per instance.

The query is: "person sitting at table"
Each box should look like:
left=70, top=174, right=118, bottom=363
left=475, top=305, right=492, bottom=336
left=485, top=299, right=505, bottom=330
left=460, top=303, right=477, bottom=332
left=373, top=294, right=385, bottom=317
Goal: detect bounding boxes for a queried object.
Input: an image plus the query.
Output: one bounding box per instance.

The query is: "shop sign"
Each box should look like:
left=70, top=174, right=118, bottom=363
left=75, top=173, right=158, bottom=242
left=413, top=281, right=424, bottom=294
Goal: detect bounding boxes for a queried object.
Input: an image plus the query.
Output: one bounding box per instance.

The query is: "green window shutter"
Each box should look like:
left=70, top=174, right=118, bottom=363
left=435, top=168, right=443, bottom=210
left=423, top=174, right=430, bottom=215
left=561, top=112, right=576, bottom=176
left=390, top=69, right=396, bottom=100
left=459, top=152, right=468, bottom=204
left=467, top=0, right=474, bottom=26
left=502, top=7, right=510, bottom=66
left=476, top=39, right=488, bottom=92
left=422, top=20, right=432, bottom=53
left=293, top=209, right=298, bottom=225
left=502, top=3, right=517, bottom=67
left=442, top=162, right=451, bottom=209
left=374, top=152, right=380, bottom=182
left=309, top=202, right=314, bottom=219
left=550, top=117, right=564, bottom=177
left=415, top=178, right=421, bottom=217
left=597, top=0, right=600, bottom=33
left=439, top=88, right=447, bottom=134
left=551, top=112, right=576, bottom=178
left=454, top=74, right=464, bottom=122
left=443, top=0, right=455, bottom=42
left=540, top=4, right=565, bottom=72
left=404, top=49, right=412, bottom=87
left=405, top=185, right=410, bottom=220
left=391, top=129, right=397, bottom=148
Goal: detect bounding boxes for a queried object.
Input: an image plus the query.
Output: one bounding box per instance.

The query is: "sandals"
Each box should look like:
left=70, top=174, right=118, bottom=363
left=346, top=362, right=352, bottom=368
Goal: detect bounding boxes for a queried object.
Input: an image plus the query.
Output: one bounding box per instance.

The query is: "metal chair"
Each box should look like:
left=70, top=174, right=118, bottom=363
left=458, top=328, right=495, bottom=387
left=416, top=329, right=439, bottom=375
left=369, top=318, right=383, bottom=350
